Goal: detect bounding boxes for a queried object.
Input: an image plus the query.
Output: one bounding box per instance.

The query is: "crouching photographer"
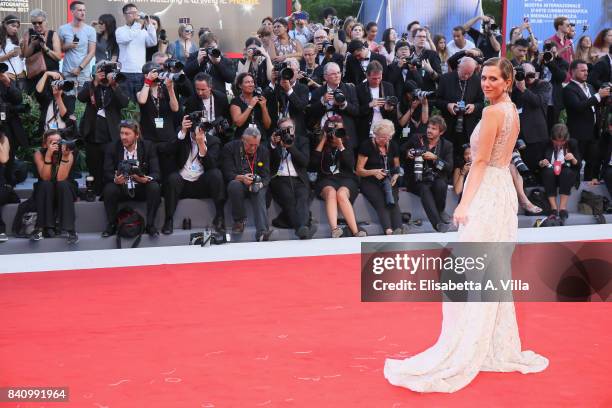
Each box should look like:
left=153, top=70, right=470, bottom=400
left=402, top=115, right=453, bottom=232
left=538, top=124, right=581, bottom=222
left=102, top=120, right=161, bottom=238
left=30, top=129, right=79, bottom=244
left=356, top=119, right=405, bottom=235
left=162, top=112, right=225, bottom=235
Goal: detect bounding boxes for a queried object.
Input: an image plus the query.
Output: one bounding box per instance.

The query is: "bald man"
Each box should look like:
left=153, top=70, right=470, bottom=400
left=436, top=56, right=485, bottom=153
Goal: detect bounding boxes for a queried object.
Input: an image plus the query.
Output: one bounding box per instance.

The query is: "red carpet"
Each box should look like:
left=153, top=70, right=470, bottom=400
left=1, top=254, right=610, bottom=407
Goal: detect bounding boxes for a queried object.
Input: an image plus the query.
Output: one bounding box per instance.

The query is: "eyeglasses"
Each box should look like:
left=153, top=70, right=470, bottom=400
left=31, top=21, right=44, bottom=26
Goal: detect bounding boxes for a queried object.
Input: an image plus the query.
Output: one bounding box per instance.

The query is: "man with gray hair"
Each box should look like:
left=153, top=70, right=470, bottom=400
left=222, top=126, right=273, bottom=241
left=436, top=56, right=484, bottom=153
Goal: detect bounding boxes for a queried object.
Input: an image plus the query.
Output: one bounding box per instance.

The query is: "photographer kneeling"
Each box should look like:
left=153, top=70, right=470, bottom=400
left=162, top=113, right=225, bottom=235
left=402, top=115, right=453, bottom=232
left=102, top=120, right=161, bottom=237
left=31, top=129, right=78, bottom=244
left=269, top=117, right=315, bottom=239
left=356, top=119, right=405, bottom=235
left=538, top=123, right=581, bottom=222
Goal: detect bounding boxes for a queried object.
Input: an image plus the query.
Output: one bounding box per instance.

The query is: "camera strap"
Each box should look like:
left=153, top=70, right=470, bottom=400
left=458, top=78, right=467, bottom=102
left=202, top=95, right=214, bottom=121
left=241, top=145, right=257, bottom=175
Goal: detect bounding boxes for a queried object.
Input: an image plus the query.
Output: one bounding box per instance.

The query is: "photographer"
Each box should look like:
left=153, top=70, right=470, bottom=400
left=356, top=119, right=405, bottom=235
left=116, top=3, right=158, bottom=101
left=237, top=37, right=273, bottom=89
left=78, top=60, right=129, bottom=195
left=265, top=58, right=309, bottom=140
left=0, top=65, right=27, bottom=185
left=31, top=129, right=78, bottom=244
left=453, top=143, right=471, bottom=197
left=409, top=29, right=442, bottom=91
left=162, top=112, right=225, bottom=235
left=34, top=71, right=76, bottom=136
left=446, top=48, right=484, bottom=73
left=230, top=73, right=271, bottom=140
left=184, top=33, right=236, bottom=93
left=183, top=72, right=229, bottom=142
left=538, top=124, right=581, bottom=222
left=385, top=41, right=425, bottom=96
left=151, top=52, right=193, bottom=101
left=536, top=41, right=569, bottom=131
left=401, top=115, right=453, bottom=232
left=563, top=59, right=610, bottom=182
left=311, top=115, right=365, bottom=238
left=298, top=43, right=324, bottom=89
left=269, top=117, right=314, bottom=239
left=222, top=127, right=272, bottom=242
left=511, top=62, right=551, bottom=172
left=436, top=57, right=484, bottom=155
left=21, top=9, right=61, bottom=89
left=102, top=120, right=161, bottom=238
left=356, top=61, right=397, bottom=143
left=397, top=80, right=430, bottom=141
left=309, top=62, right=359, bottom=149
left=311, top=29, right=344, bottom=74
left=58, top=1, right=96, bottom=91
left=462, top=15, right=502, bottom=60
left=343, top=39, right=387, bottom=86
left=137, top=62, right=180, bottom=182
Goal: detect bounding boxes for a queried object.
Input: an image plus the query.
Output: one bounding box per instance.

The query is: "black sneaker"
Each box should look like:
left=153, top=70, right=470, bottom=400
left=559, top=209, right=569, bottom=221
left=146, top=225, right=159, bottom=237
left=256, top=229, right=273, bottom=242
left=440, top=211, right=451, bottom=224
left=66, top=231, right=79, bottom=245
left=213, top=215, right=225, bottom=233
left=162, top=218, right=173, bottom=235
left=102, top=224, right=117, bottom=238
left=232, top=219, right=246, bottom=234
left=30, top=229, right=43, bottom=241
left=436, top=222, right=450, bottom=233
left=43, top=227, right=57, bottom=238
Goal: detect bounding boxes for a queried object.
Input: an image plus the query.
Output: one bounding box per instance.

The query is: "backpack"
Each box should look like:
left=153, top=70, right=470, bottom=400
left=578, top=191, right=607, bottom=215
left=116, top=207, right=145, bottom=249
left=525, top=188, right=551, bottom=215
left=11, top=197, right=37, bottom=238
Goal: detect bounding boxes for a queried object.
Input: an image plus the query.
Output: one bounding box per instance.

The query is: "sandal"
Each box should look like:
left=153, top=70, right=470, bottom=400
left=520, top=200, right=542, bottom=214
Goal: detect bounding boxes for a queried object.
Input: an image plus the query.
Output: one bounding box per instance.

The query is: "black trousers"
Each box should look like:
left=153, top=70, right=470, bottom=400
left=270, top=176, right=310, bottom=230
left=547, top=106, right=561, bottom=133
left=605, top=166, right=612, bottom=198
left=154, top=142, right=177, bottom=185
left=34, top=180, right=77, bottom=231
left=103, top=181, right=161, bottom=226
left=524, top=142, right=547, bottom=175
left=0, top=185, right=16, bottom=233
left=414, top=178, right=448, bottom=227
left=85, top=142, right=107, bottom=195
left=164, top=169, right=225, bottom=220
left=579, top=139, right=599, bottom=181
left=360, top=178, right=402, bottom=231
left=227, top=179, right=269, bottom=233
left=541, top=166, right=577, bottom=196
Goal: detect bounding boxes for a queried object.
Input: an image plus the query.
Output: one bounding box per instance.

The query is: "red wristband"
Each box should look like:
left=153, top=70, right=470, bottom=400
left=144, top=79, right=153, bottom=87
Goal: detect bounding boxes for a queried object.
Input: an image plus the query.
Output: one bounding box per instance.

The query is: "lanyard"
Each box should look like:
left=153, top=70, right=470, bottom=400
left=458, top=79, right=467, bottom=101
left=202, top=95, right=214, bottom=120
left=245, top=150, right=257, bottom=174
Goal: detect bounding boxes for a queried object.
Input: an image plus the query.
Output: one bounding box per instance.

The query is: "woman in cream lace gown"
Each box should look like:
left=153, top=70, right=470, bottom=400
left=384, top=58, right=549, bottom=393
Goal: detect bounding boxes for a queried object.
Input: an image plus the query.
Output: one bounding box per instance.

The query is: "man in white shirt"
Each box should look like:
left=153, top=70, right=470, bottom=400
left=116, top=3, right=158, bottom=100
left=446, top=26, right=475, bottom=57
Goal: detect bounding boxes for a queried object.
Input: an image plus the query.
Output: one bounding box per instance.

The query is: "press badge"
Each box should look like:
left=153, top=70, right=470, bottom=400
left=248, top=123, right=257, bottom=129
left=49, top=122, right=58, bottom=130
left=155, top=118, right=164, bottom=128
left=0, top=112, right=5, bottom=121
left=329, top=164, right=339, bottom=175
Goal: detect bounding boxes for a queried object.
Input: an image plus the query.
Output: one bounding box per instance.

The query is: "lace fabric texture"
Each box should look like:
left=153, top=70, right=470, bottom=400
left=384, top=102, right=549, bottom=393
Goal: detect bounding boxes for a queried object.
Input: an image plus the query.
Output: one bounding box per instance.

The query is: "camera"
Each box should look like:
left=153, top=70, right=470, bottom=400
left=401, top=32, right=409, bottom=41
left=158, top=71, right=185, bottom=82
left=381, top=167, right=401, bottom=207
left=410, top=148, right=427, bottom=182
left=515, top=139, right=527, bottom=150
left=511, top=151, right=529, bottom=173
left=188, top=110, right=230, bottom=138
left=163, top=59, right=184, bottom=72
left=331, top=89, right=346, bottom=104
left=159, top=29, right=167, bottom=42
left=273, top=61, right=294, bottom=81
left=28, top=29, right=44, bottom=43
left=454, top=101, right=467, bottom=134
left=324, top=122, right=346, bottom=143
left=412, top=89, right=435, bottom=99
left=249, top=174, right=263, bottom=193
left=58, top=138, right=79, bottom=150
left=274, top=126, right=294, bottom=145
left=515, top=66, right=526, bottom=81
left=384, top=96, right=398, bottom=106
left=50, top=79, right=75, bottom=92
left=117, top=159, right=144, bottom=178
left=98, top=61, right=126, bottom=83
left=249, top=48, right=263, bottom=57
left=253, top=86, right=263, bottom=97
left=204, top=47, right=221, bottom=59
left=138, top=12, right=148, bottom=20
left=320, top=41, right=335, bottom=55
left=331, top=16, right=344, bottom=27
left=84, top=176, right=96, bottom=202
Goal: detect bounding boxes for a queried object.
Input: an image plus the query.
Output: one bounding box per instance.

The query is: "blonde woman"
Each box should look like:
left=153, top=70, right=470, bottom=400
left=167, top=23, right=198, bottom=64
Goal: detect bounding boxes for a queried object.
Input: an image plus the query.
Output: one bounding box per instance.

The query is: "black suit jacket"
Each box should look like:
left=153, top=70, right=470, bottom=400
left=184, top=53, right=236, bottom=92
left=308, top=83, right=360, bottom=149
left=536, top=57, right=569, bottom=110
left=511, top=80, right=551, bottom=144
left=343, top=52, right=387, bottom=85
left=588, top=55, right=612, bottom=90
left=385, top=61, right=425, bottom=96
left=356, top=81, right=397, bottom=143
left=269, top=135, right=310, bottom=186
left=563, top=81, right=602, bottom=141
left=182, top=90, right=230, bottom=120
left=264, top=82, right=309, bottom=138
left=169, top=131, right=222, bottom=173
left=103, top=139, right=160, bottom=184
left=412, top=49, right=442, bottom=91
left=315, top=52, right=344, bottom=74
left=541, top=138, right=581, bottom=170
left=221, top=139, right=270, bottom=185
left=0, top=81, right=27, bottom=147
left=435, top=71, right=484, bottom=141
left=78, top=82, right=129, bottom=144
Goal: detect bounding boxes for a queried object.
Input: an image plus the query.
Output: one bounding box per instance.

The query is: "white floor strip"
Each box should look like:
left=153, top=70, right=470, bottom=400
left=0, top=224, right=610, bottom=274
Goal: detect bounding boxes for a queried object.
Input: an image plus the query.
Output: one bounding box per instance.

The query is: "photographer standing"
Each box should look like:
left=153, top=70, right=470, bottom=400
left=184, top=33, right=236, bottom=93
left=78, top=61, right=129, bottom=195
left=137, top=62, right=180, bottom=183
left=462, top=15, right=502, bottom=60
left=385, top=41, right=425, bottom=97
left=356, top=119, right=404, bottom=235
left=21, top=9, right=61, bottom=90
left=311, top=29, right=344, bottom=74
left=408, top=29, right=442, bottom=92
left=0, top=68, right=27, bottom=185
left=0, top=131, right=14, bottom=242
left=536, top=41, right=569, bottom=131
left=58, top=1, right=96, bottom=91
left=116, top=3, right=158, bottom=101
left=230, top=73, right=271, bottom=140
left=563, top=59, right=610, bottom=182
left=436, top=57, right=484, bottom=155
left=397, top=80, right=430, bottom=141
left=102, top=120, right=161, bottom=238
left=34, top=71, right=75, bottom=136
left=343, top=39, right=387, bottom=86
left=511, top=62, right=551, bottom=172
left=222, top=127, right=272, bottom=242
left=237, top=37, right=273, bottom=89
left=162, top=113, right=225, bottom=235
left=31, top=129, right=78, bottom=244
left=356, top=61, right=397, bottom=143
left=269, top=117, right=314, bottom=239
left=401, top=115, right=453, bottom=232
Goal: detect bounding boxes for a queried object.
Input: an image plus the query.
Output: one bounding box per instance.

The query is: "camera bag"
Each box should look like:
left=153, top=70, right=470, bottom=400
left=116, top=206, right=145, bottom=249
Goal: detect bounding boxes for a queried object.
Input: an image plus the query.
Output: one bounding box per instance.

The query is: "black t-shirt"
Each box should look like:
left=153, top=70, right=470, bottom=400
left=468, top=28, right=502, bottom=60
left=358, top=138, right=400, bottom=174
left=230, top=96, right=267, bottom=140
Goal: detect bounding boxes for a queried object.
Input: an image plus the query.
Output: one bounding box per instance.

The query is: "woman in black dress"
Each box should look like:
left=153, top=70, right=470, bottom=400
left=230, top=72, right=271, bottom=140
left=311, top=115, right=366, bottom=238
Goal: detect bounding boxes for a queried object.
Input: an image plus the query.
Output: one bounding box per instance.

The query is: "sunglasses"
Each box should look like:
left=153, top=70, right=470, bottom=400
left=31, top=21, right=44, bottom=26
left=184, top=29, right=193, bottom=33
